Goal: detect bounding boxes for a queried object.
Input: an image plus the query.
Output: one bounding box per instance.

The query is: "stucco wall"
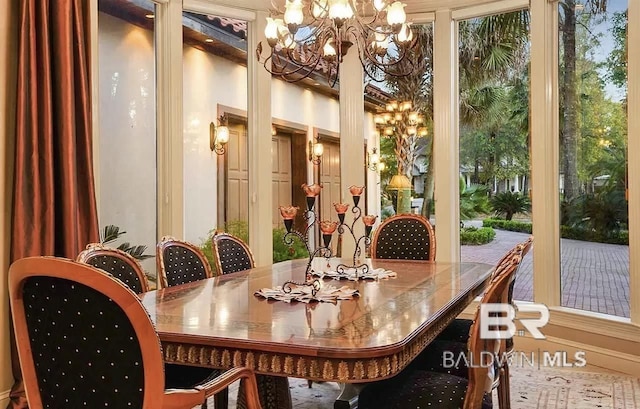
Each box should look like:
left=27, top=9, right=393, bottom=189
left=98, top=12, right=374, bottom=252
left=0, top=0, right=18, bottom=405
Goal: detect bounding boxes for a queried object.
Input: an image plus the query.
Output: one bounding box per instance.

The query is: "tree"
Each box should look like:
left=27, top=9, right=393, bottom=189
left=559, top=0, right=608, bottom=200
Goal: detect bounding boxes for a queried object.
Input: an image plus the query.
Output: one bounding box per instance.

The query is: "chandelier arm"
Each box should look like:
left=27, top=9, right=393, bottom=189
left=360, top=41, right=416, bottom=76
left=288, top=22, right=333, bottom=44
left=269, top=0, right=285, bottom=14
left=348, top=10, right=386, bottom=34
left=265, top=49, right=337, bottom=84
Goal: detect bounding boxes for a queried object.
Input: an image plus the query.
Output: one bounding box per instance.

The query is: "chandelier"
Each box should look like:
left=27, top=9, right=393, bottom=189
left=374, top=100, right=427, bottom=138
left=256, top=0, right=417, bottom=86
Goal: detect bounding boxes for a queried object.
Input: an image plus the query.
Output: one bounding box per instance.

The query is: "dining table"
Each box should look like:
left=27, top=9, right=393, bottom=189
left=141, top=257, right=494, bottom=409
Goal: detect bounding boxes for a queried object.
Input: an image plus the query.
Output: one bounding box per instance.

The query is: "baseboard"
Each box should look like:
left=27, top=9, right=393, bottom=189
left=514, top=335, right=640, bottom=377
left=1, top=389, right=10, bottom=408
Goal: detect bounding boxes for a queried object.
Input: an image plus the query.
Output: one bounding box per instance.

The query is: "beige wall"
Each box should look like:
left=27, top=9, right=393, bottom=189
left=1, top=0, right=17, bottom=405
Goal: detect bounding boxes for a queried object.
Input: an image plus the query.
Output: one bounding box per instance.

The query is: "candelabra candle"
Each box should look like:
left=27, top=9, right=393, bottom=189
left=335, top=186, right=375, bottom=278
left=302, top=183, right=323, bottom=210
left=278, top=184, right=333, bottom=291
left=349, top=185, right=365, bottom=207
left=333, top=202, right=349, bottom=225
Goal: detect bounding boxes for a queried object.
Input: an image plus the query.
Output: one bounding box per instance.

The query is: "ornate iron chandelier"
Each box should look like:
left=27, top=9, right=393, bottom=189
left=256, top=0, right=416, bottom=86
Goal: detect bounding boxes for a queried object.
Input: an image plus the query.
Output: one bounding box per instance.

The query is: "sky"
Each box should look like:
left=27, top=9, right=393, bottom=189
left=584, top=0, right=628, bottom=101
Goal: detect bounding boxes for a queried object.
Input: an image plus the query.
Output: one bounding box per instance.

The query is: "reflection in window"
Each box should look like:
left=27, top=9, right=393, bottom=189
left=98, top=0, right=158, bottom=282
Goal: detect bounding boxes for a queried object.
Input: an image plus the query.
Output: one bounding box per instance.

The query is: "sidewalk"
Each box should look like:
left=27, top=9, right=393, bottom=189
left=460, top=226, right=630, bottom=317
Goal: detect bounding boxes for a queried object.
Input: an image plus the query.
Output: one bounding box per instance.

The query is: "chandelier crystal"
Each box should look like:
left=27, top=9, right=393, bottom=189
left=256, top=0, right=417, bottom=86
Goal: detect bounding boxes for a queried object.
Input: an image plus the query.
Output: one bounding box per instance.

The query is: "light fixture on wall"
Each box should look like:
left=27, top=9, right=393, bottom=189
left=256, top=0, right=417, bottom=86
left=367, top=147, right=385, bottom=172
left=309, top=137, right=324, bottom=165
left=210, top=115, right=230, bottom=155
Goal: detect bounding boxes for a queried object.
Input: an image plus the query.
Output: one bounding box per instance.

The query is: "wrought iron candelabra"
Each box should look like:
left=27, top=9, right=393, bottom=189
left=333, top=186, right=378, bottom=279
left=278, top=184, right=333, bottom=296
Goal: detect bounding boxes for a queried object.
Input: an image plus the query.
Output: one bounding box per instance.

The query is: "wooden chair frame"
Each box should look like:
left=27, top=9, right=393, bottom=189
left=211, top=231, right=256, bottom=275
left=77, top=242, right=150, bottom=293
left=8, top=257, right=262, bottom=409
left=496, top=236, right=533, bottom=409
left=370, top=213, right=436, bottom=261
left=156, top=236, right=213, bottom=288
left=464, top=255, right=520, bottom=409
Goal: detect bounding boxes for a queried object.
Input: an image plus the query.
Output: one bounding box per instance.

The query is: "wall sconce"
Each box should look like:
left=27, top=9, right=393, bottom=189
left=309, top=137, right=324, bottom=165
left=367, top=148, right=385, bottom=172
left=210, top=115, right=229, bottom=155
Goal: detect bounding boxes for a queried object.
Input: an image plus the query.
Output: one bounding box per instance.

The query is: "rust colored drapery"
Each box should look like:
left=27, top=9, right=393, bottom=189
left=8, top=1, right=99, bottom=407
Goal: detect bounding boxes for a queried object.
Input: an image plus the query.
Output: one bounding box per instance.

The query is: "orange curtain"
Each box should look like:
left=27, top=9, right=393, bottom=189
left=8, top=0, right=99, bottom=407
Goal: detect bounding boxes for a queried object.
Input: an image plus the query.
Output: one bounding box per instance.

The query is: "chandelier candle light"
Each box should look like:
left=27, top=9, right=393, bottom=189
left=278, top=183, right=333, bottom=295
left=257, top=0, right=417, bottom=86
left=334, top=185, right=378, bottom=278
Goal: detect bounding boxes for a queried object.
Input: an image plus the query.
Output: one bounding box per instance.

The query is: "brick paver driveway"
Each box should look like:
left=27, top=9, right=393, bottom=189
left=461, top=228, right=630, bottom=317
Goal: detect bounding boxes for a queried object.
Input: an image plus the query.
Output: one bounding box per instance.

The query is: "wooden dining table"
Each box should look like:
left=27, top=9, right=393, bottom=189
left=141, top=257, right=494, bottom=408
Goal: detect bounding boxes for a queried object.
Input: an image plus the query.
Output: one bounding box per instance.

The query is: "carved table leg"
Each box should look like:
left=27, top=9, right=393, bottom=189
left=237, top=375, right=292, bottom=409
left=334, top=383, right=363, bottom=409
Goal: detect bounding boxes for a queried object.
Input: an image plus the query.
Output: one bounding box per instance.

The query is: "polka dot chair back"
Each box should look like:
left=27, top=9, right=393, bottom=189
left=370, top=214, right=436, bottom=261
left=77, top=244, right=149, bottom=294
left=8, top=257, right=167, bottom=409
left=156, top=236, right=213, bottom=288
left=212, top=232, right=255, bottom=275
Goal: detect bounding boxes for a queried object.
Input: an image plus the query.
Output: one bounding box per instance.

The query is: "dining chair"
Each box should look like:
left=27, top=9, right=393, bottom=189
left=211, top=231, right=255, bottom=274
left=156, top=236, right=227, bottom=408
left=77, top=243, right=150, bottom=293
left=8, top=256, right=262, bottom=409
left=370, top=214, right=436, bottom=261
left=156, top=236, right=213, bottom=288
left=211, top=231, right=303, bottom=396
left=78, top=242, right=227, bottom=408
left=357, top=254, right=518, bottom=409
left=416, top=237, right=533, bottom=409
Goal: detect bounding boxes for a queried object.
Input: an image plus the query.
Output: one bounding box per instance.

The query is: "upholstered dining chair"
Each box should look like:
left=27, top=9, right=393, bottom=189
left=156, top=236, right=213, bottom=288
left=211, top=231, right=302, bottom=396
left=357, top=253, right=519, bottom=409
left=77, top=243, right=150, bottom=293
left=8, top=256, right=262, bottom=409
left=417, top=237, right=533, bottom=409
left=79, top=242, right=225, bottom=408
left=211, top=231, right=255, bottom=275
left=370, top=214, right=436, bottom=261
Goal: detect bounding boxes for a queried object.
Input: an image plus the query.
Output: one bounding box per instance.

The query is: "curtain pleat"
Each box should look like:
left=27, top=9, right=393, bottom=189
left=8, top=0, right=99, bottom=407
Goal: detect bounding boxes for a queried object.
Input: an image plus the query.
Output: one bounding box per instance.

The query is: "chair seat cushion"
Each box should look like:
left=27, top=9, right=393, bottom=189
left=438, top=318, right=514, bottom=351
left=358, top=370, right=492, bottom=409
left=410, top=339, right=469, bottom=379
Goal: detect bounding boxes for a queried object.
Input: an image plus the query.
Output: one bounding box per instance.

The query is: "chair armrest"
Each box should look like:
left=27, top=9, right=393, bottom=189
left=196, top=366, right=262, bottom=407
left=162, top=366, right=262, bottom=409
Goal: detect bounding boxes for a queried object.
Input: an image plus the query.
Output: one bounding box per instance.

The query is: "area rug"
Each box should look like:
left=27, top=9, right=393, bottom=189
left=509, top=366, right=640, bottom=409
left=221, top=366, right=640, bottom=408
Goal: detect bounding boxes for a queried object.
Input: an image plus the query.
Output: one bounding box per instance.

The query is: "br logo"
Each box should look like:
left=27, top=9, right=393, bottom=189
left=480, top=303, right=550, bottom=340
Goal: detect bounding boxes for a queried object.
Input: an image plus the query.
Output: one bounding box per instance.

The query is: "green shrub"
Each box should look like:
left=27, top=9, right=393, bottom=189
left=459, top=179, right=491, bottom=220
left=460, top=226, right=496, bottom=245
left=560, top=225, right=629, bottom=245
left=484, top=217, right=628, bottom=245
left=482, top=218, right=533, bottom=233
left=273, top=227, right=308, bottom=262
left=490, top=191, right=531, bottom=221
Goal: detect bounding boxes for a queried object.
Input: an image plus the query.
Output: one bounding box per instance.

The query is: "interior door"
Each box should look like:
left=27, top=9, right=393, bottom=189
left=226, top=122, right=249, bottom=224
left=272, top=134, right=292, bottom=226
left=320, top=139, right=341, bottom=230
